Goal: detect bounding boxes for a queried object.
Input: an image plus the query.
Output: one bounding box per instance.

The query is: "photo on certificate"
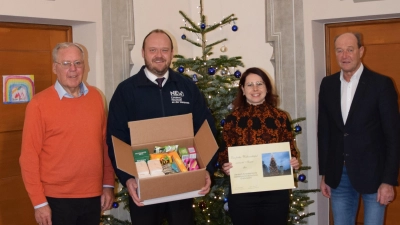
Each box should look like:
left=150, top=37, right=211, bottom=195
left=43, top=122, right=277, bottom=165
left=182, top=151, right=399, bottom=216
left=262, top=151, right=291, bottom=177
left=228, top=142, right=295, bottom=194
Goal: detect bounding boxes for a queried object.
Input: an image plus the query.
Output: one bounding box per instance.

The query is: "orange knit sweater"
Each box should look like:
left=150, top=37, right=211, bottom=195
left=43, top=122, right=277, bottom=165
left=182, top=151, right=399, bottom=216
left=20, top=85, right=115, bottom=206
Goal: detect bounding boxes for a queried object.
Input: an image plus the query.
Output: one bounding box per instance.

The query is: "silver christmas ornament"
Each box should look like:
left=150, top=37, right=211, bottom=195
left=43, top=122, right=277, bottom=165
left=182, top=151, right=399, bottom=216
left=223, top=202, right=229, bottom=211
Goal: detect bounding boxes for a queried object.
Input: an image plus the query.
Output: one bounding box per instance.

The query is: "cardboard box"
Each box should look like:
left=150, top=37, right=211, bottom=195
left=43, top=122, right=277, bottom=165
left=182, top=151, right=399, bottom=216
left=112, top=113, right=218, bottom=205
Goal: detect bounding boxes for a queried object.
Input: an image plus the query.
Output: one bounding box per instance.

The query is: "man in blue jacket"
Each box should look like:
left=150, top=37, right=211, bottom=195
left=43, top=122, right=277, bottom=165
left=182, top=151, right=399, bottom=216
left=106, top=29, right=217, bottom=225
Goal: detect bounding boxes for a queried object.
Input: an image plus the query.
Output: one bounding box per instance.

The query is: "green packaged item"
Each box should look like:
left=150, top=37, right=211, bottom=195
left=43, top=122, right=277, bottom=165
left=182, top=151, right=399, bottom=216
left=132, top=149, right=150, bottom=162
left=178, top=147, right=189, bottom=161
left=154, top=145, right=178, bottom=153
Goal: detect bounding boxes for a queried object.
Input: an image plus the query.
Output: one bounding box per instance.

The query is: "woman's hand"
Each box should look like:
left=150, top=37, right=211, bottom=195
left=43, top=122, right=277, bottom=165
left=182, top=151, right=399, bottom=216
left=290, top=157, right=300, bottom=170
left=222, top=162, right=233, bottom=176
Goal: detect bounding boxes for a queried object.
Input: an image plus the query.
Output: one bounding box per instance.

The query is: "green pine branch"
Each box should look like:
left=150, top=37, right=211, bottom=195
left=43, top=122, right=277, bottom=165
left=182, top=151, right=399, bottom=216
left=178, top=11, right=201, bottom=32
left=202, top=14, right=237, bottom=33
left=291, top=117, right=306, bottom=125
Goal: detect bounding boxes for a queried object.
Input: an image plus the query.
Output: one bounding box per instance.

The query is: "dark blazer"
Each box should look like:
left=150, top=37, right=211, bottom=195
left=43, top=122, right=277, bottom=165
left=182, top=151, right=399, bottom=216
left=318, top=66, right=400, bottom=194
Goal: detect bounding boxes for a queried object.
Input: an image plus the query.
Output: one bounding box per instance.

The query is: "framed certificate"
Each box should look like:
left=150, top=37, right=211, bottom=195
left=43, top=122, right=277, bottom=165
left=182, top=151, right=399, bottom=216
left=228, top=142, right=295, bottom=194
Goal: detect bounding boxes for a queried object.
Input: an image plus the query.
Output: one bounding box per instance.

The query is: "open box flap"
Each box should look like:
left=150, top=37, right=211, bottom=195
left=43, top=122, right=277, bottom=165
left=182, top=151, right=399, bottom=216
left=194, top=120, right=219, bottom=165
left=112, top=136, right=138, bottom=177
left=128, top=114, right=194, bottom=146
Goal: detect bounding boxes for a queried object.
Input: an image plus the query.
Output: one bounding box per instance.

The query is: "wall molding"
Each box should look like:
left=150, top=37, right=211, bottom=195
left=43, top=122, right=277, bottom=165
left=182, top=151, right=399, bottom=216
left=102, top=0, right=135, bottom=104
left=102, top=0, right=134, bottom=220
left=265, top=0, right=307, bottom=160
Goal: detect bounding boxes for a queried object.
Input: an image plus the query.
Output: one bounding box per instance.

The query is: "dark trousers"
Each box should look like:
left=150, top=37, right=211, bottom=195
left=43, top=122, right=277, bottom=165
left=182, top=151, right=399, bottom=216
left=46, top=196, right=101, bottom=225
left=228, top=189, right=290, bottom=225
left=128, top=197, right=194, bottom=225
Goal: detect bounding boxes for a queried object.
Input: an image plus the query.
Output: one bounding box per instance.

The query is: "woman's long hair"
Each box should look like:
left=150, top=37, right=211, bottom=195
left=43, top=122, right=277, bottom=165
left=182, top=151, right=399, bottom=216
left=232, top=67, right=278, bottom=109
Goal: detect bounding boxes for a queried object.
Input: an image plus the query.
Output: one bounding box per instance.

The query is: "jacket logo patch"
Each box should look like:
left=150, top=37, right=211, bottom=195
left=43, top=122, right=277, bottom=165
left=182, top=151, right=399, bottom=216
left=170, top=91, right=189, bottom=104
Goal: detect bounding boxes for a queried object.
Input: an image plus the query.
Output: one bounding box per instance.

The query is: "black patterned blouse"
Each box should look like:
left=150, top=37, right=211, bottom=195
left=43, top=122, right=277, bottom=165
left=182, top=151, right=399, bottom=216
left=218, top=101, right=298, bottom=166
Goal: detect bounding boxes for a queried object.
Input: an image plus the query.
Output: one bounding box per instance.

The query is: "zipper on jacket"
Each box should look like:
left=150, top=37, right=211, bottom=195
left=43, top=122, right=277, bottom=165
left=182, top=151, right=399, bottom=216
left=159, top=89, right=165, bottom=116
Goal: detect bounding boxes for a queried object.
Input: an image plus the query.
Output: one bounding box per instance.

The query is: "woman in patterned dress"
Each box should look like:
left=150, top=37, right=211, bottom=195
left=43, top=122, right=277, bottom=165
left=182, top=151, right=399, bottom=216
left=218, top=67, right=300, bottom=225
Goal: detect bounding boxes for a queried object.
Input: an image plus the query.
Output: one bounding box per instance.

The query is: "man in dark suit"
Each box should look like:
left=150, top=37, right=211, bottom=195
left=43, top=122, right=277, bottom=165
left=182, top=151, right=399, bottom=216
left=318, top=32, right=400, bottom=225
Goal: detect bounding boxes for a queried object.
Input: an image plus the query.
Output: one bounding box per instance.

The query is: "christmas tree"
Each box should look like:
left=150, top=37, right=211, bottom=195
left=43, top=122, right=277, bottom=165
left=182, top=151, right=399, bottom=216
left=172, top=3, right=242, bottom=222
left=101, top=1, right=319, bottom=224
left=172, top=1, right=319, bottom=224
left=269, top=154, right=280, bottom=176
left=171, top=0, right=244, bottom=141
left=287, top=118, right=320, bottom=224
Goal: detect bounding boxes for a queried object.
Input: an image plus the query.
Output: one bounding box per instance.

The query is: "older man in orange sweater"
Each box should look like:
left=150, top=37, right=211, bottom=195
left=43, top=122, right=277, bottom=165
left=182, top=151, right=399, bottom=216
left=20, top=42, right=115, bottom=225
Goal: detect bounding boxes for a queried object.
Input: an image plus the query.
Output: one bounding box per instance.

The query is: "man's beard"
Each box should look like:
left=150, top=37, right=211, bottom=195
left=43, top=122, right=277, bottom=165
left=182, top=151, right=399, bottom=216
left=145, top=57, right=170, bottom=76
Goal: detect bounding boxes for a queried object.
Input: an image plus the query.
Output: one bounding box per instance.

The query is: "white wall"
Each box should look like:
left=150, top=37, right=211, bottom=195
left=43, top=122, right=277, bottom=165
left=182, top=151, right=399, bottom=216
left=131, top=0, right=274, bottom=78
left=0, top=0, right=105, bottom=92
left=303, top=0, right=400, bottom=224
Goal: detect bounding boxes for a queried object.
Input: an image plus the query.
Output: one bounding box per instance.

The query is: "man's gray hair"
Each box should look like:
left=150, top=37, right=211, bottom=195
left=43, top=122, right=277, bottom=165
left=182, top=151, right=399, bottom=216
left=52, top=42, right=84, bottom=62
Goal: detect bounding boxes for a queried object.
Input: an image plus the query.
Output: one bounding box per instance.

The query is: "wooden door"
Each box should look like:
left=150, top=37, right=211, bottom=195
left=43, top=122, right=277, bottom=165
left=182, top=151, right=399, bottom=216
left=325, top=18, right=400, bottom=225
left=0, top=22, right=71, bottom=225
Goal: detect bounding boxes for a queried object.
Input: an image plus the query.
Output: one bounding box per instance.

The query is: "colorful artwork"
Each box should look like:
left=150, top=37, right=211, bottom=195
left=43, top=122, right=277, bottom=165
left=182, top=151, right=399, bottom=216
left=3, top=75, right=35, bottom=104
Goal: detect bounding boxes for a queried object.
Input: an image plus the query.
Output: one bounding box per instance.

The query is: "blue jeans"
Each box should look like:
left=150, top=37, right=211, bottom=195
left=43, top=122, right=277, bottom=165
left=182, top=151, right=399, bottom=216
left=330, top=166, right=386, bottom=225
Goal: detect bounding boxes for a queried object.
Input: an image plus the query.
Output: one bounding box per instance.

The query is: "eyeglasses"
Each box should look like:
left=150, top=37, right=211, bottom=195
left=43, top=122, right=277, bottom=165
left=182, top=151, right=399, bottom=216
left=55, top=61, right=84, bottom=69
left=245, top=81, right=265, bottom=88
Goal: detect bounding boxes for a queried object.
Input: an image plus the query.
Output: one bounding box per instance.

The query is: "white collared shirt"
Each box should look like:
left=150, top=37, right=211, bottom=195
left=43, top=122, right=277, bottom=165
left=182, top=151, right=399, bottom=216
left=144, top=68, right=169, bottom=87
left=54, top=80, right=88, bottom=99
left=340, top=64, right=364, bottom=124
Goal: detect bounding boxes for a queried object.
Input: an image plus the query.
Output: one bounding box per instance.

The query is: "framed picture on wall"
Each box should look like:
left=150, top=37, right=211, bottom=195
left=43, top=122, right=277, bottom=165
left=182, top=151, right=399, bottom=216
left=2, top=75, right=35, bottom=104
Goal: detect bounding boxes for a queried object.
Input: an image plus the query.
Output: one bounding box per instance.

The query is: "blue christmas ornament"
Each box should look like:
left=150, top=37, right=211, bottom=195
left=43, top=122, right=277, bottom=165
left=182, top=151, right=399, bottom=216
left=192, top=74, right=198, bottom=82
left=220, top=119, right=225, bottom=127
left=178, top=66, right=185, bottom=73
left=208, top=67, right=216, bottom=75
left=234, top=70, right=241, bottom=78
left=112, top=202, right=119, bottom=208
left=181, top=34, right=186, bottom=39
left=232, top=25, right=238, bottom=32
left=298, top=174, right=306, bottom=182
left=294, top=124, right=302, bottom=133
left=200, top=23, right=206, bottom=29
left=215, top=161, right=220, bottom=168
left=223, top=197, right=228, bottom=203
